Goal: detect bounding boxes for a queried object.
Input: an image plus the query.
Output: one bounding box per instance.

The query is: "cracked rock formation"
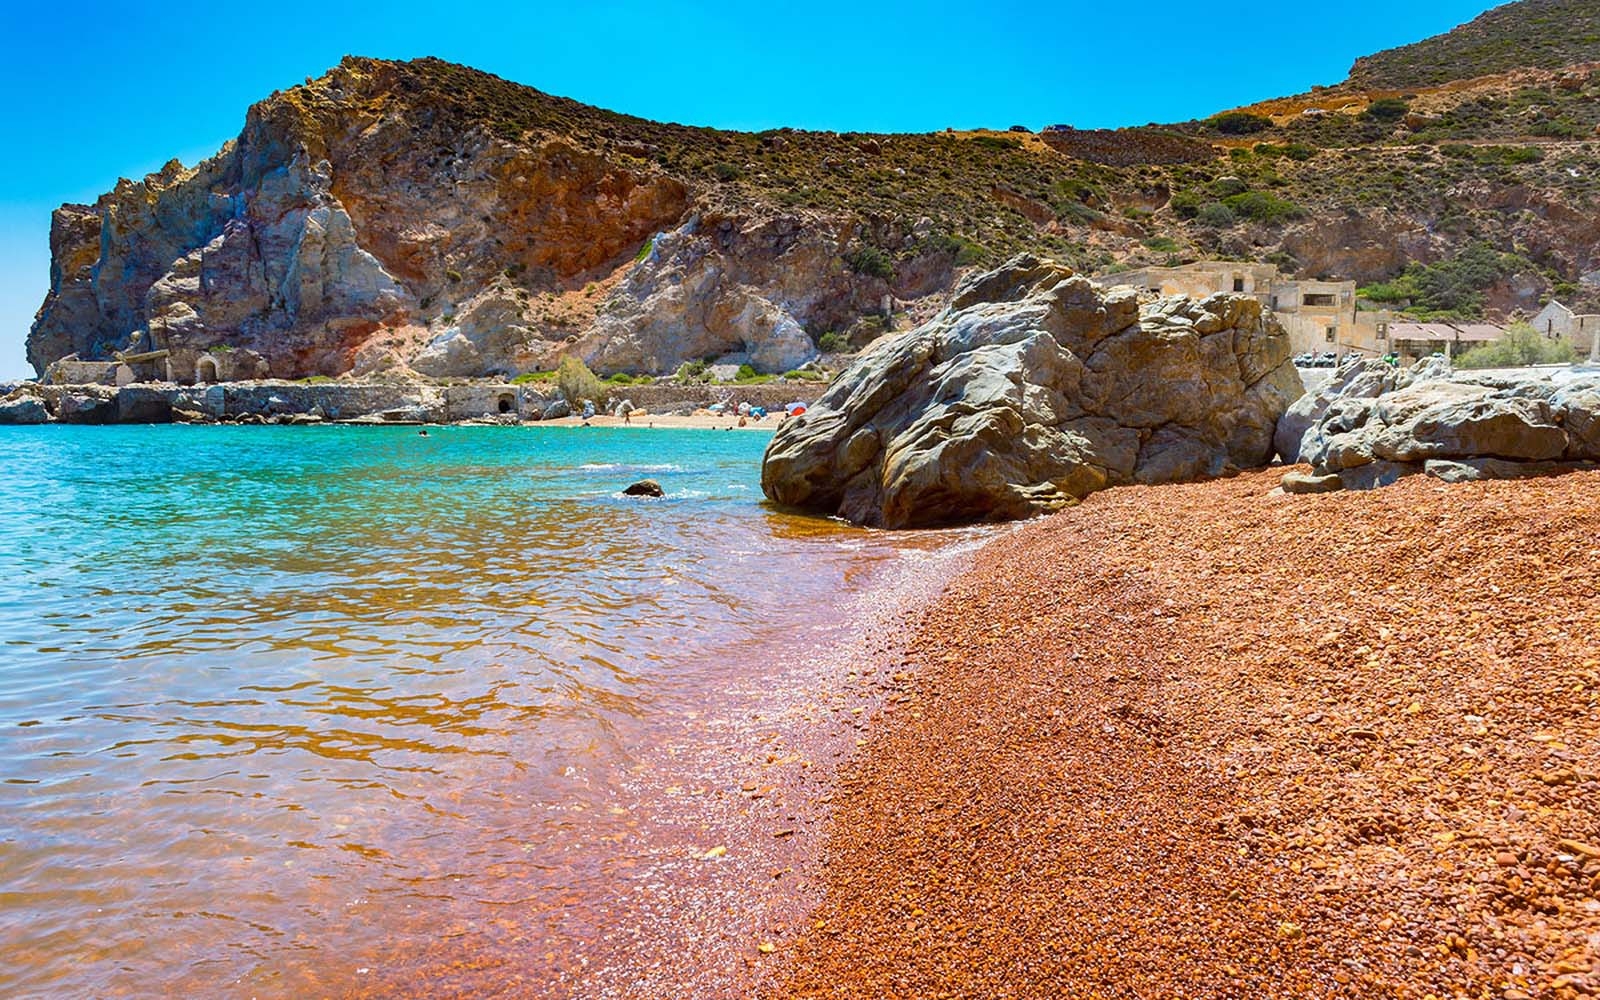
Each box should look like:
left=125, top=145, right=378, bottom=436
left=760, top=255, right=1304, bottom=528
left=27, top=58, right=934, bottom=382
left=1282, top=357, right=1600, bottom=492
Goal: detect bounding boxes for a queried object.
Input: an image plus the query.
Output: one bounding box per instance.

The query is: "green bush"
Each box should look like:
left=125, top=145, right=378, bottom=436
left=511, top=370, right=556, bottom=384
left=1196, top=202, right=1237, bottom=228
left=709, top=162, right=742, bottom=182
left=1169, top=191, right=1203, bottom=219
left=1209, top=112, right=1273, bottom=135
left=556, top=355, right=607, bottom=404
left=1210, top=176, right=1249, bottom=198
left=1440, top=144, right=1544, bottom=166
left=605, top=372, right=636, bottom=385
left=843, top=245, right=895, bottom=280
left=1357, top=243, right=1530, bottom=319
left=1221, top=191, right=1304, bottom=224
left=1253, top=142, right=1316, bottom=161
left=674, top=359, right=710, bottom=384
left=1363, top=97, right=1411, bottom=122
left=817, top=331, right=850, bottom=353
left=1456, top=323, right=1577, bottom=368
left=1143, top=236, right=1180, bottom=252
left=925, top=232, right=987, bottom=265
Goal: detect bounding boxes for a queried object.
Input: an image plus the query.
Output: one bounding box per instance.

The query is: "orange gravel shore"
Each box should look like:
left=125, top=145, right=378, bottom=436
left=771, top=468, right=1600, bottom=999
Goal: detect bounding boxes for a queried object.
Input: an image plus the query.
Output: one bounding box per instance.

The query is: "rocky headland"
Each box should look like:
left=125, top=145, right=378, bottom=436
left=0, top=376, right=824, bottom=426
left=26, top=58, right=960, bottom=384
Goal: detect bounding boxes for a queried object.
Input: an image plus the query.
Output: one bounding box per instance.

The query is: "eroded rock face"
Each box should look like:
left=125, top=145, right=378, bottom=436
left=576, top=212, right=894, bottom=376
left=1283, top=357, right=1600, bottom=491
left=760, top=255, right=1304, bottom=528
left=27, top=58, right=943, bottom=382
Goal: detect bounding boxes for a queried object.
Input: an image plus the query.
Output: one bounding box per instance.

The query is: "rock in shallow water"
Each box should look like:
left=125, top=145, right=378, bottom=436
left=760, top=254, right=1303, bottom=528
left=0, top=395, right=50, bottom=425
left=623, top=479, right=664, bottom=497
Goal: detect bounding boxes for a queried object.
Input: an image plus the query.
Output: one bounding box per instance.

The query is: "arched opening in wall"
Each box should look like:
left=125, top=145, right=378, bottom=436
left=195, top=356, right=219, bottom=385
left=496, top=393, right=515, bottom=414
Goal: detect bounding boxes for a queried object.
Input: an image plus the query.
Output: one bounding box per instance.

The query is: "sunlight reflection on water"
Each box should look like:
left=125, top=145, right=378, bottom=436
left=0, top=424, right=977, bottom=998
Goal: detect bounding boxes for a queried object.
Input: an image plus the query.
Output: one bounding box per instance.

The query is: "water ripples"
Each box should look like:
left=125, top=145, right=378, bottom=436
left=0, top=424, right=959, bottom=998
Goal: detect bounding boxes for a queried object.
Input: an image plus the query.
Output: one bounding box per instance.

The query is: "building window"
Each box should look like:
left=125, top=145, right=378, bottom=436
left=1305, top=293, right=1336, bottom=307
left=1270, top=295, right=1279, bottom=310
left=1233, top=278, right=1245, bottom=292
left=1376, top=323, right=1388, bottom=341
left=1325, top=327, right=1336, bottom=343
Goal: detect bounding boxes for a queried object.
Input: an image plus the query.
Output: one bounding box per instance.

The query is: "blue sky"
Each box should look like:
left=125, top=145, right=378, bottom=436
left=0, top=0, right=1502, bottom=378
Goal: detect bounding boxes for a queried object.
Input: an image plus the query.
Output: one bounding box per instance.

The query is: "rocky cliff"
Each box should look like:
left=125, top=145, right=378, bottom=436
left=30, top=4, right=1600, bottom=380
left=29, top=58, right=948, bottom=381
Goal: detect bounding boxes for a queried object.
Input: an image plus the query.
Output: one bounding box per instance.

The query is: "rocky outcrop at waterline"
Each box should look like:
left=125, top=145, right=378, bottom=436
left=1279, top=357, right=1600, bottom=492
left=760, top=255, right=1304, bottom=528
left=0, top=378, right=828, bottom=426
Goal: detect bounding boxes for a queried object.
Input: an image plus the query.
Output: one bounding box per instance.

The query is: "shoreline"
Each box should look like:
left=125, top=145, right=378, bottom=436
left=0, top=378, right=827, bottom=427
left=770, top=468, right=1600, bottom=998
left=536, top=413, right=779, bottom=431
left=337, top=519, right=993, bottom=999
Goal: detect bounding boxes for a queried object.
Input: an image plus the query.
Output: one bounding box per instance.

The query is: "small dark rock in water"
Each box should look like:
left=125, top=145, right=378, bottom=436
left=623, top=479, right=664, bottom=497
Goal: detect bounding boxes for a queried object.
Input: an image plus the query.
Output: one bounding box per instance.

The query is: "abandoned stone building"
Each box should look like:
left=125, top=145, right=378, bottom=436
left=1531, top=300, right=1600, bottom=359
left=1102, top=261, right=1396, bottom=357
left=1385, top=323, right=1508, bottom=360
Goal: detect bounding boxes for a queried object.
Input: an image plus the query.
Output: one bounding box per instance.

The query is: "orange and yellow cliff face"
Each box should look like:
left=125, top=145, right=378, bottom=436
left=28, top=58, right=953, bottom=381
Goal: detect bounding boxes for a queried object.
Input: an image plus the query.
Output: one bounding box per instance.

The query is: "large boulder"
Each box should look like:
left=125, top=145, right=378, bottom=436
left=1275, top=354, right=1451, bottom=463
left=1286, top=364, right=1600, bottom=491
left=761, top=254, right=1303, bottom=528
left=57, top=388, right=119, bottom=424
left=0, top=394, right=51, bottom=425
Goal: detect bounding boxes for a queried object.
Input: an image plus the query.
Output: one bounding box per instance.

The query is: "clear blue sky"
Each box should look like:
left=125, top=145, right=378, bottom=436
left=0, top=0, right=1502, bottom=378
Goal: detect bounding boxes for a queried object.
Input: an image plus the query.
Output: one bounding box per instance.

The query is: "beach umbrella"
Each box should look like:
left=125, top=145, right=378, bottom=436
left=785, top=402, right=807, bottom=415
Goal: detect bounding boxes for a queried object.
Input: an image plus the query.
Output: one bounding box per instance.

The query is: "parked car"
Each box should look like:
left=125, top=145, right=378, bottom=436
left=1317, top=352, right=1339, bottom=367
left=1293, top=352, right=1316, bottom=367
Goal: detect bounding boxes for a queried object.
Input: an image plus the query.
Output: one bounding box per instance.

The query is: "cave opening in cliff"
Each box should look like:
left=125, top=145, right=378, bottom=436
left=497, top=394, right=514, bottom=414
left=195, top=356, right=219, bottom=384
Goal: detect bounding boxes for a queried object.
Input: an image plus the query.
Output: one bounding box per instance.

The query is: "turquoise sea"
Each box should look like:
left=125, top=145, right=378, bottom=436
left=0, top=425, right=978, bottom=998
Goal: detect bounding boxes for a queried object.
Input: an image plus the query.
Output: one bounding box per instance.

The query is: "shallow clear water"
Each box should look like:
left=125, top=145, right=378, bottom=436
left=0, top=424, right=972, bottom=998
